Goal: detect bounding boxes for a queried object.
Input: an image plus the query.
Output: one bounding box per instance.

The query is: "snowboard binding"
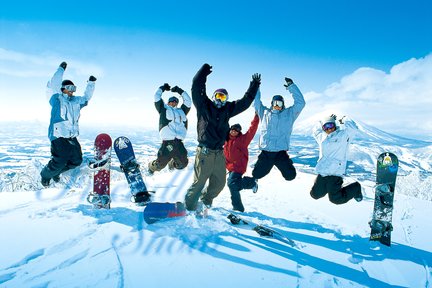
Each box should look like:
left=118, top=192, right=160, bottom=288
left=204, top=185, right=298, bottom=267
left=88, top=157, right=110, bottom=170
left=228, top=213, right=248, bottom=225
left=87, top=192, right=111, bottom=209
left=253, top=225, right=275, bottom=237
left=120, top=160, right=140, bottom=173
left=130, top=191, right=152, bottom=206
left=369, top=219, right=393, bottom=233
left=376, top=184, right=393, bottom=208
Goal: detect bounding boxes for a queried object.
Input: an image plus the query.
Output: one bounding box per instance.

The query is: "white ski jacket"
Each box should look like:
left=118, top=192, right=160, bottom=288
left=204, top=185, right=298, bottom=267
left=47, top=67, right=95, bottom=141
left=312, top=119, right=358, bottom=176
left=154, top=88, right=192, bottom=141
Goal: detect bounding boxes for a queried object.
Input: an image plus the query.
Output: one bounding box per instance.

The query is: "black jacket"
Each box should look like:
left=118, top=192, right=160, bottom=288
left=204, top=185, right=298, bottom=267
left=192, top=66, right=259, bottom=150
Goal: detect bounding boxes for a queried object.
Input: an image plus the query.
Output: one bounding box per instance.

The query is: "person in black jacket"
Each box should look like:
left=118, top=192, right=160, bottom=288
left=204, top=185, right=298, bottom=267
left=184, top=63, right=261, bottom=212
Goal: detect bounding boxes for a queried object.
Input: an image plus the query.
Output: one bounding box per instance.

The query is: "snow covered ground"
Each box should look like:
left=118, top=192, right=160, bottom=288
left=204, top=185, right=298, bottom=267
left=0, top=120, right=431, bottom=288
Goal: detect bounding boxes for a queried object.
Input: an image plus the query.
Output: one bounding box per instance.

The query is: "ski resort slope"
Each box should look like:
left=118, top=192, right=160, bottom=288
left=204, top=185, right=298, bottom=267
left=0, top=121, right=431, bottom=288
left=0, top=160, right=431, bottom=287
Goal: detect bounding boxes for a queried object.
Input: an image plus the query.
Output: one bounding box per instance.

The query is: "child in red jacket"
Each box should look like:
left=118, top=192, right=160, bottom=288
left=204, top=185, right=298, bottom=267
left=224, top=113, right=259, bottom=212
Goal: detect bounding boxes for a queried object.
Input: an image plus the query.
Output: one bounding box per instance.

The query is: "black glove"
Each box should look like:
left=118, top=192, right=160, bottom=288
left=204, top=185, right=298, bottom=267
left=330, top=114, right=337, bottom=121
left=338, top=116, right=346, bottom=124
left=199, top=63, right=212, bottom=76
left=252, top=73, right=261, bottom=85
left=60, top=62, right=67, bottom=70
left=160, top=83, right=171, bottom=91
left=89, top=75, right=97, bottom=82
left=284, top=77, right=294, bottom=88
left=171, top=86, right=184, bottom=95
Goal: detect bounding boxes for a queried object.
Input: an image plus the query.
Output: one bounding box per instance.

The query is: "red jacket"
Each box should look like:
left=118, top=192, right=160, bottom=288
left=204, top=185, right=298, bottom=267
left=224, top=114, right=259, bottom=174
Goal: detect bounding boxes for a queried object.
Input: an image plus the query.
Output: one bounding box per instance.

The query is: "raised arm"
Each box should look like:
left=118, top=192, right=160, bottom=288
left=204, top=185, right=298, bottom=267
left=285, top=78, right=306, bottom=120
left=230, top=73, right=261, bottom=117
left=191, top=63, right=212, bottom=108
left=253, top=88, right=266, bottom=119
left=243, top=113, right=260, bottom=145
left=154, top=83, right=170, bottom=113
left=171, top=85, right=192, bottom=114
left=48, top=62, right=66, bottom=96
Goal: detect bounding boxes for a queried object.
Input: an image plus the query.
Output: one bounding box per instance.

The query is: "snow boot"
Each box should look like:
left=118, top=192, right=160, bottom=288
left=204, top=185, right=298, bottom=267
left=41, top=177, right=50, bottom=187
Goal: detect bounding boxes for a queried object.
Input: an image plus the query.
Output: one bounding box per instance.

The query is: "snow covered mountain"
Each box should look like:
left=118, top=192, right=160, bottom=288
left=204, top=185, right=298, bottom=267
left=0, top=120, right=431, bottom=287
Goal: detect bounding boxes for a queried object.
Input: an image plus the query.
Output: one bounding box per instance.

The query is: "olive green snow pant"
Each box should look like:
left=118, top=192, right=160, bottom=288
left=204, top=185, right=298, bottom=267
left=185, top=146, right=226, bottom=211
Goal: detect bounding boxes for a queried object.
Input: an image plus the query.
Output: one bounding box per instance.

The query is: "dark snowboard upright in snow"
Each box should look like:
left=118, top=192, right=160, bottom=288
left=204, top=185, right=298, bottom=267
left=369, top=152, right=399, bottom=246
left=87, top=133, right=112, bottom=209
left=114, top=136, right=151, bottom=205
left=143, top=202, right=187, bottom=224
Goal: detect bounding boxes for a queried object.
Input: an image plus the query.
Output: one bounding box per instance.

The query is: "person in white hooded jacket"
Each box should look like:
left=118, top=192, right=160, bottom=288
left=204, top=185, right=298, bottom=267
left=40, top=62, right=96, bottom=187
left=310, top=114, right=363, bottom=204
left=148, top=83, right=192, bottom=174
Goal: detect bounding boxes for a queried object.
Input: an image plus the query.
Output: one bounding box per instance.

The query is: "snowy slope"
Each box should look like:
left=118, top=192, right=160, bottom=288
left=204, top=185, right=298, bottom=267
left=0, top=121, right=432, bottom=288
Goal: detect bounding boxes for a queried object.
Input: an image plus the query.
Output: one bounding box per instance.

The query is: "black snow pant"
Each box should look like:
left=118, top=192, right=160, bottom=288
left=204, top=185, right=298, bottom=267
left=310, top=174, right=362, bottom=204
left=252, top=150, right=296, bottom=181
left=149, top=139, right=188, bottom=172
left=227, top=171, right=256, bottom=212
left=40, top=137, right=83, bottom=180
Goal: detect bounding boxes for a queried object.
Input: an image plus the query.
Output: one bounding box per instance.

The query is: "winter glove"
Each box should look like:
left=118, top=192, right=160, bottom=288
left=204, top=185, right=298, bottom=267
left=89, top=75, right=97, bottom=82
left=338, top=116, right=346, bottom=124
left=199, top=63, right=212, bottom=76
left=251, top=73, right=261, bottom=85
left=284, top=77, right=294, bottom=88
left=171, top=86, right=184, bottom=95
left=330, top=114, right=337, bottom=121
left=160, top=83, right=171, bottom=92
left=60, top=62, right=67, bottom=70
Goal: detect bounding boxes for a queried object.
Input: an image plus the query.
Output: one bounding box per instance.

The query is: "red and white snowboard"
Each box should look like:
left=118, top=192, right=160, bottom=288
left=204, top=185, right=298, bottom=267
left=87, top=133, right=112, bottom=209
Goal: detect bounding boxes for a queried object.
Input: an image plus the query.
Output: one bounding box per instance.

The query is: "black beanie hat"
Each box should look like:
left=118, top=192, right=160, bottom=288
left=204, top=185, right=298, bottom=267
left=230, top=123, right=242, bottom=132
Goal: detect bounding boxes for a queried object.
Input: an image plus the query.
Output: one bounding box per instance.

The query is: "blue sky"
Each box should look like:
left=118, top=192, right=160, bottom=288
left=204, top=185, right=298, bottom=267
left=1, top=0, right=431, bottom=140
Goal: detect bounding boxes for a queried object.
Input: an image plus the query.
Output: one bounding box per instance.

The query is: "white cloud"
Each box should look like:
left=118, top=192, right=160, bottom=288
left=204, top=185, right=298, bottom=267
left=301, top=53, right=432, bottom=140
left=0, top=48, right=104, bottom=78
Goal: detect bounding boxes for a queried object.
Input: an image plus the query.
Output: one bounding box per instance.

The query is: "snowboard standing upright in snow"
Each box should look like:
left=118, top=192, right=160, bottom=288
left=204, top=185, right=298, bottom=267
left=114, top=136, right=151, bottom=205
left=87, top=133, right=112, bottom=209
left=369, top=152, right=399, bottom=246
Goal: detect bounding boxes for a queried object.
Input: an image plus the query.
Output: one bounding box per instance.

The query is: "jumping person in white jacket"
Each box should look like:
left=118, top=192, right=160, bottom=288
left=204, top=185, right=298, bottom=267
left=40, top=62, right=96, bottom=187
left=310, top=114, right=363, bottom=204
left=148, top=83, right=192, bottom=174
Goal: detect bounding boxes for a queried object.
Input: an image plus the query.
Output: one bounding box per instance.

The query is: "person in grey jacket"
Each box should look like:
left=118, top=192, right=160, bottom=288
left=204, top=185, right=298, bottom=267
left=40, top=62, right=96, bottom=187
left=148, top=83, right=192, bottom=174
left=310, top=114, right=363, bottom=204
left=252, top=77, right=305, bottom=182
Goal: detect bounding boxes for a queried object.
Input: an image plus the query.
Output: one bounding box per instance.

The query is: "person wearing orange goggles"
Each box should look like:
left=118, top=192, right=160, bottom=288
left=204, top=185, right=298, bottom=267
left=184, top=63, right=261, bottom=213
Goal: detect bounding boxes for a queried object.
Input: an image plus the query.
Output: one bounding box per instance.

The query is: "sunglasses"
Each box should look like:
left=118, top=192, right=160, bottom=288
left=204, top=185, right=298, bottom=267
left=214, top=92, right=227, bottom=102
left=63, top=85, right=77, bottom=92
left=230, top=128, right=240, bottom=133
left=322, top=122, right=336, bottom=131
left=272, top=100, right=283, bottom=107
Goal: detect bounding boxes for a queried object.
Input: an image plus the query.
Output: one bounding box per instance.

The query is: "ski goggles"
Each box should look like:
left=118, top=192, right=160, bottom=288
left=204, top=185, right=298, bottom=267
left=62, top=85, right=77, bottom=92
left=230, top=127, right=241, bottom=133
left=322, top=122, right=336, bottom=131
left=168, top=96, right=179, bottom=103
left=214, top=92, right=227, bottom=102
left=272, top=100, right=283, bottom=107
